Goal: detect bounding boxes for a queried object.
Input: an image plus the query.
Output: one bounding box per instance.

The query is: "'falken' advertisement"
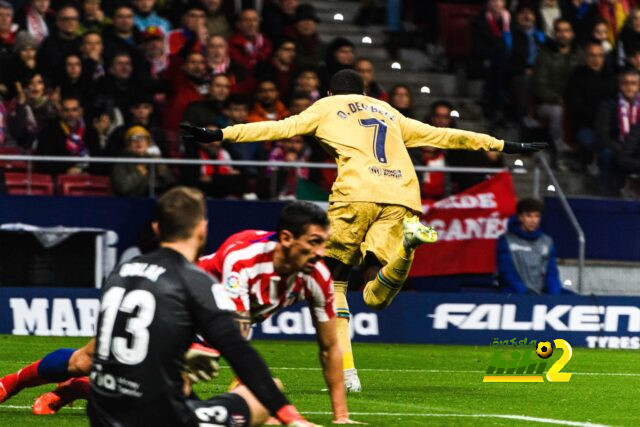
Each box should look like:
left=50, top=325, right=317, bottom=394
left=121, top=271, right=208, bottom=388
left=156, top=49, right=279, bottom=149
left=2, top=288, right=638, bottom=349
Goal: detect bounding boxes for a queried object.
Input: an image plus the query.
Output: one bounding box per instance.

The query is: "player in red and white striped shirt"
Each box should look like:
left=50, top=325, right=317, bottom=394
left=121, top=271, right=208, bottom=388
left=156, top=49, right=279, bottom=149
left=198, top=202, right=355, bottom=424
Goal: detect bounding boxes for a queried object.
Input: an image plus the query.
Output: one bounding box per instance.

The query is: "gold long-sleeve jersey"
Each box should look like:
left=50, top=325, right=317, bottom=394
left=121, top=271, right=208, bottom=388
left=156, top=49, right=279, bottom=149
left=222, top=94, right=504, bottom=212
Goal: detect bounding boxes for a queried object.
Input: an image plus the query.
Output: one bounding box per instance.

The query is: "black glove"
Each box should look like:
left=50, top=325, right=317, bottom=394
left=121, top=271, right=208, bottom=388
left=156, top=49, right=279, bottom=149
left=502, top=141, right=548, bottom=154
left=180, top=122, right=223, bottom=144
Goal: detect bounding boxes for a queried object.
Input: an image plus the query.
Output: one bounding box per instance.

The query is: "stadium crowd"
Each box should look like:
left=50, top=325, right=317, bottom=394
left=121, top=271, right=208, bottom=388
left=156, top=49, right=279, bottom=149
left=468, top=0, right=640, bottom=198
left=3, top=0, right=640, bottom=199
left=0, top=0, right=504, bottom=201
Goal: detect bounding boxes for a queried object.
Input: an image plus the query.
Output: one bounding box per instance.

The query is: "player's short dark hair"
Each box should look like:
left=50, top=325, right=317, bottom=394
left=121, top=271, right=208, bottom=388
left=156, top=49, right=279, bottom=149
left=277, top=201, right=329, bottom=238
left=329, top=69, right=364, bottom=95
left=155, top=187, right=207, bottom=242
left=516, top=198, right=544, bottom=215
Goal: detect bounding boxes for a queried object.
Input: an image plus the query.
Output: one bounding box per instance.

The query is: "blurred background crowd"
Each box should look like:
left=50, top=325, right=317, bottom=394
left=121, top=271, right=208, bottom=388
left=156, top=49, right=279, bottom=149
left=1, top=0, right=640, bottom=200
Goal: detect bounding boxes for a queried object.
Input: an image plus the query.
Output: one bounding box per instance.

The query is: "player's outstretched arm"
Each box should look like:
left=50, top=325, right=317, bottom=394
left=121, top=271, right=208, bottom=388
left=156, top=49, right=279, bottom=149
left=315, top=318, right=364, bottom=424
left=180, top=102, right=322, bottom=145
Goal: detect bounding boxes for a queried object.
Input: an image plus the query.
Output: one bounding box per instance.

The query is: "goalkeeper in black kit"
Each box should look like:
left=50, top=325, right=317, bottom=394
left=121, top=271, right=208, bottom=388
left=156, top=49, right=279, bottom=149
left=88, top=186, right=317, bottom=427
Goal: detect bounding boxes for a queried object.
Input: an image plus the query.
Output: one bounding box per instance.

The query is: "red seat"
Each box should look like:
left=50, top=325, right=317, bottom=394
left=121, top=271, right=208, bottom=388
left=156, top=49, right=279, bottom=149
left=4, top=172, right=54, bottom=195
left=0, top=146, right=27, bottom=171
left=437, top=4, right=483, bottom=58
left=57, top=174, right=111, bottom=196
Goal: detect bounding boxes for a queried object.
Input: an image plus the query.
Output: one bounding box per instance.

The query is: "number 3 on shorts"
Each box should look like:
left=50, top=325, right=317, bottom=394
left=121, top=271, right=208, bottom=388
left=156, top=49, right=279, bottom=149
left=359, top=118, right=388, bottom=164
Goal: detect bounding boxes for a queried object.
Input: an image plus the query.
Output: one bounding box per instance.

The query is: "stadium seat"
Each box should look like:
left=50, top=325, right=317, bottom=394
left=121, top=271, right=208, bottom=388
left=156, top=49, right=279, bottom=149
left=4, top=172, right=54, bottom=195
left=437, top=4, right=483, bottom=58
left=57, top=174, right=112, bottom=196
left=0, top=146, right=27, bottom=171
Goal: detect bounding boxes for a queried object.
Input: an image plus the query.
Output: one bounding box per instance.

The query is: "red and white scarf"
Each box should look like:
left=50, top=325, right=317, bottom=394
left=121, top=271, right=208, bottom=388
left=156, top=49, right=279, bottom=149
left=618, top=94, right=640, bottom=140
left=25, top=6, right=49, bottom=44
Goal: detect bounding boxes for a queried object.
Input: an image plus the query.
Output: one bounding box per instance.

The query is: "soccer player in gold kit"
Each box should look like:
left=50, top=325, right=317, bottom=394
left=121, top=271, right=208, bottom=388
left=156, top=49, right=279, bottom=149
left=181, top=70, right=547, bottom=392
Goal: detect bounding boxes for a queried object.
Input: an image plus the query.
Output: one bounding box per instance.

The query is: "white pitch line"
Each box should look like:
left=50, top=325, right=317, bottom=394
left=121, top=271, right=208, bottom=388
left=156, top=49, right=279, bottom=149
left=229, top=366, right=640, bottom=377
left=0, top=406, right=616, bottom=426
left=301, top=411, right=615, bottom=427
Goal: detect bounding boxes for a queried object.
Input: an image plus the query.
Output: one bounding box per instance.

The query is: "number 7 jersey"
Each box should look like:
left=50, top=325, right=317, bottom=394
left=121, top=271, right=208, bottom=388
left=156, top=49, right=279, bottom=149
left=222, top=94, right=504, bottom=212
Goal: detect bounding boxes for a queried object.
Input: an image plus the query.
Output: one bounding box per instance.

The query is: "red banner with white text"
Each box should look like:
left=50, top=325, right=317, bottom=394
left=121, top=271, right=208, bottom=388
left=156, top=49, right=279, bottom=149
left=410, top=171, right=517, bottom=277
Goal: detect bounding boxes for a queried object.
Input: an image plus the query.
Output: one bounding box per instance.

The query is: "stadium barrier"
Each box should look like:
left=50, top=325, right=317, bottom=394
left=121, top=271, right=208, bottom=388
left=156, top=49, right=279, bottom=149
left=2, top=287, right=638, bottom=349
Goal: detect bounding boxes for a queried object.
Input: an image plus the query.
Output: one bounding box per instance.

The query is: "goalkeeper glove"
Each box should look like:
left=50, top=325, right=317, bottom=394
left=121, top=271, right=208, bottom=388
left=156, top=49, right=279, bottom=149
left=183, top=342, right=220, bottom=382
left=502, top=141, right=548, bottom=154
left=180, top=122, right=223, bottom=144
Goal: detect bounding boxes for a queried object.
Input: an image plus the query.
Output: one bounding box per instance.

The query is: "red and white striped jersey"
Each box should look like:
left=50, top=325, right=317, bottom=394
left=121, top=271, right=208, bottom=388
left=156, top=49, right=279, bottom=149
left=198, top=230, right=335, bottom=323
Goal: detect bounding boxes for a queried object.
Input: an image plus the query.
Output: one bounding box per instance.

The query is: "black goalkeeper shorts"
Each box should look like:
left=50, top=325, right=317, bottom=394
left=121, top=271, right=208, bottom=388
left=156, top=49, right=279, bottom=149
left=88, top=392, right=251, bottom=427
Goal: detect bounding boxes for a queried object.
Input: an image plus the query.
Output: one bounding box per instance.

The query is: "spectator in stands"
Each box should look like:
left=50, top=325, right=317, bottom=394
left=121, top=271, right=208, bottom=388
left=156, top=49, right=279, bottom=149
left=389, top=84, right=413, bottom=118
left=7, top=72, right=57, bottom=150
left=222, top=94, right=267, bottom=166
left=2, top=32, right=38, bottom=99
left=183, top=73, right=230, bottom=127
left=133, top=0, right=171, bottom=34
left=182, top=122, right=246, bottom=198
left=140, top=26, right=167, bottom=80
left=36, top=94, right=89, bottom=175
left=84, top=106, right=113, bottom=174
left=533, top=18, right=583, bottom=168
left=205, top=34, right=252, bottom=94
left=94, top=52, right=138, bottom=120
left=539, top=0, right=561, bottom=38
left=58, top=53, right=93, bottom=97
left=619, top=7, right=640, bottom=63
left=566, top=40, right=615, bottom=171
left=111, top=125, right=173, bottom=197
left=320, top=37, right=355, bottom=93
left=408, top=101, right=449, bottom=199
left=471, top=0, right=511, bottom=121
left=268, top=135, right=310, bottom=198
left=256, top=37, right=296, bottom=98
left=592, top=19, right=614, bottom=57
left=228, top=8, right=272, bottom=73
left=616, top=115, right=640, bottom=199
left=0, top=0, right=16, bottom=93
left=167, top=1, right=208, bottom=56
left=0, top=1, right=17, bottom=76
left=202, top=0, right=231, bottom=38
left=595, top=67, right=640, bottom=194
left=262, top=0, right=298, bottom=41
left=284, top=3, right=325, bottom=69
left=162, top=50, right=208, bottom=146
left=434, top=99, right=504, bottom=192
left=102, top=4, right=145, bottom=73
left=80, top=31, right=105, bottom=82
left=355, top=57, right=388, bottom=101
left=37, top=4, right=82, bottom=81
left=79, top=0, right=110, bottom=33
left=599, top=0, right=631, bottom=46
left=560, top=0, right=599, bottom=43
left=508, top=4, right=545, bottom=124
left=497, top=198, right=562, bottom=294
left=288, top=90, right=311, bottom=114
left=16, top=0, right=53, bottom=45
left=293, top=66, right=321, bottom=101
left=109, top=91, right=166, bottom=157
left=248, top=79, right=290, bottom=123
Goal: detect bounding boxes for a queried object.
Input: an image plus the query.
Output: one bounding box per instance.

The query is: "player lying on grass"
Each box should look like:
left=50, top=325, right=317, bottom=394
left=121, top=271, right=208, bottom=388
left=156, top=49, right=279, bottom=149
left=180, top=69, right=548, bottom=392
left=0, top=201, right=358, bottom=424
left=89, top=186, right=316, bottom=426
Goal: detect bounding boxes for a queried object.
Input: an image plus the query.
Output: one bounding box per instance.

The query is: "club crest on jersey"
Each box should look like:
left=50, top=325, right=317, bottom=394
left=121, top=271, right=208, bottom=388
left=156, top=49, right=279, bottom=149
left=224, top=273, right=242, bottom=297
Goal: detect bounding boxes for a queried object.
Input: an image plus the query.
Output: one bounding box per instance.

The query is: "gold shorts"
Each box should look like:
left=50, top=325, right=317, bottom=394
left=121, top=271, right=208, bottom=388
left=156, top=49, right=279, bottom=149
left=325, top=202, right=413, bottom=266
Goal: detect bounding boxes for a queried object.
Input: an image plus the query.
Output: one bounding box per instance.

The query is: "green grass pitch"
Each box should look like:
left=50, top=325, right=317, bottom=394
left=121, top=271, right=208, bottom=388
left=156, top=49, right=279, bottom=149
left=0, top=335, right=637, bottom=426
